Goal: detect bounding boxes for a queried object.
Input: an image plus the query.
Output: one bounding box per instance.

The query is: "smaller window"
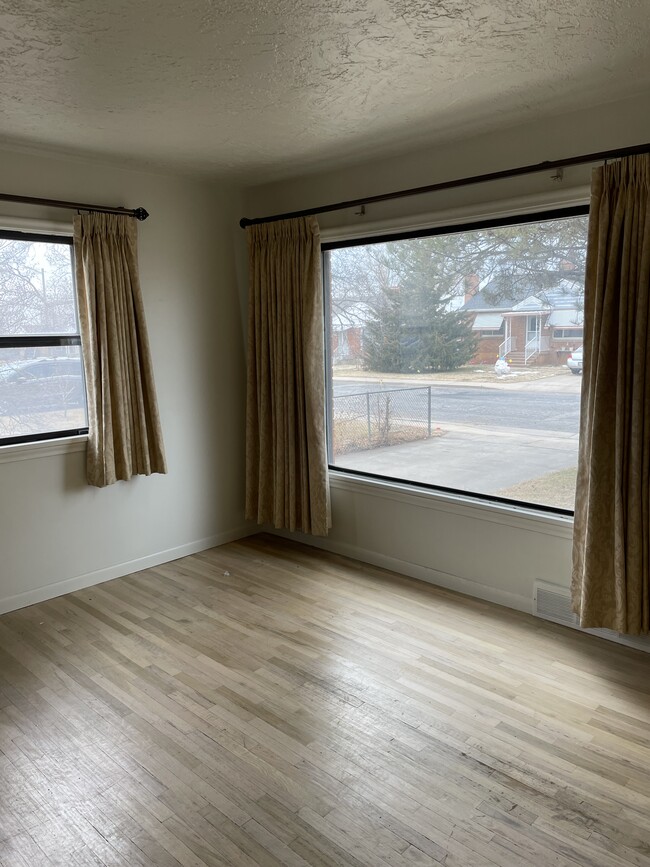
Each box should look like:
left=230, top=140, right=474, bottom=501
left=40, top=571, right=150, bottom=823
left=0, top=230, right=88, bottom=446
left=553, top=328, right=583, bottom=339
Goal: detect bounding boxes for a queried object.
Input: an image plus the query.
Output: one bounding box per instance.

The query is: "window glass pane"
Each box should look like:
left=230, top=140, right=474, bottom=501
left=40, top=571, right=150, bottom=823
left=0, top=346, right=86, bottom=439
left=326, top=212, right=588, bottom=512
left=0, top=238, right=77, bottom=335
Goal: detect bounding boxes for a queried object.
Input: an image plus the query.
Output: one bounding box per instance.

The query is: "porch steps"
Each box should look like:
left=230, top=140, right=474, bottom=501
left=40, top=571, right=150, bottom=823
left=503, top=351, right=530, bottom=368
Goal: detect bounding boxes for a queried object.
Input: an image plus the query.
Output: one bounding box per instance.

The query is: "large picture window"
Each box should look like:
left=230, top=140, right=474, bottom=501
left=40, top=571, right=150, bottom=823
left=0, top=230, right=87, bottom=446
left=324, top=207, right=589, bottom=514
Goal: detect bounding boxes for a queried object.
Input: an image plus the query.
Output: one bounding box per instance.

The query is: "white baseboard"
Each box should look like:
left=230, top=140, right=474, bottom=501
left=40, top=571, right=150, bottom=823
left=272, top=529, right=532, bottom=615
left=0, top=525, right=255, bottom=616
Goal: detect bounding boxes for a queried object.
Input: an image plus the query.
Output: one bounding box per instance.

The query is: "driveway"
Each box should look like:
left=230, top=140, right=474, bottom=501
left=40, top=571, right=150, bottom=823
left=335, top=423, right=578, bottom=496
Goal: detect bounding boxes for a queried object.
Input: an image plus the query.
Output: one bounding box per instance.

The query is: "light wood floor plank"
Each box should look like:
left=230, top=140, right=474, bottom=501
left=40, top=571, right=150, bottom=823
left=1, top=532, right=649, bottom=866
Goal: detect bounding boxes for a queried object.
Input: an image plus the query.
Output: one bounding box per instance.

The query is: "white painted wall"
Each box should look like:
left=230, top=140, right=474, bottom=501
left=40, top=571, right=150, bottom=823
left=243, top=91, right=650, bottom=612
left=0, top=147, right=249, bottom=613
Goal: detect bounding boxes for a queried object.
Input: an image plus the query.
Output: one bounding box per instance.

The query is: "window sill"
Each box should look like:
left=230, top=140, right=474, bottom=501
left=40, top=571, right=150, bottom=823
left=0, top=434, right=87, bottom=465
left=329, top=470, right=574, bottom=539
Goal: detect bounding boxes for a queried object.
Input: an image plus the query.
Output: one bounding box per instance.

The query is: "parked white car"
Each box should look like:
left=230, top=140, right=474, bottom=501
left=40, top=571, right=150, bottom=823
left=567, top=347, right=583, bottom=375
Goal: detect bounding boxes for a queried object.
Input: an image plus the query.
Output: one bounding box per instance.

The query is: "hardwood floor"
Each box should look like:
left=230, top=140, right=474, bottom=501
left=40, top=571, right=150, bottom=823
left=1, top=534, right=649, bottom=866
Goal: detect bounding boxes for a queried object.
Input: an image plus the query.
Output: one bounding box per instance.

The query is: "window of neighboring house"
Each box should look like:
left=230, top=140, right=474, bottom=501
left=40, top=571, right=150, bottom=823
left=553, top=328, right=583, bottom=339
left=323, top=206, right=589, bottom=515
left=0, top=230, right=88, bottom=446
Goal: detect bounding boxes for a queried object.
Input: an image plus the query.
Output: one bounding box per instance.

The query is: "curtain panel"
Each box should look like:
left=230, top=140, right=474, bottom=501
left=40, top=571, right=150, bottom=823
left=74, top=213, right=167, bottom=487
left=245, top=216, right=330, bottom=536
left=572, top=155, right=650, bottom=634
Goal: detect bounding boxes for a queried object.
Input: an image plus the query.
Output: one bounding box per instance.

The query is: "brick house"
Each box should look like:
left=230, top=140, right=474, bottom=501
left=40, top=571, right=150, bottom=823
left=462, top=275, right=584, bottom=367
left=330, top=301, right=373, bottom=364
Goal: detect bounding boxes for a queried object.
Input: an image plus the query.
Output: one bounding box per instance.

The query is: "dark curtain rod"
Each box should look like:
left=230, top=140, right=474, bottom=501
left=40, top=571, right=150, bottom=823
left=239, top=141, right=650, bottom=228
left=0, top=191, right=149, bottom=221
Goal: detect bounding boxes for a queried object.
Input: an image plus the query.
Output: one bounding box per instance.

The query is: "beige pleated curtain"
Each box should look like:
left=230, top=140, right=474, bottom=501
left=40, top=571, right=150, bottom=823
left=572, top=155, right=650, bottom=634
left=245, top=216, right=330, bottom=536
left=74, top=213, right=167, bottom=487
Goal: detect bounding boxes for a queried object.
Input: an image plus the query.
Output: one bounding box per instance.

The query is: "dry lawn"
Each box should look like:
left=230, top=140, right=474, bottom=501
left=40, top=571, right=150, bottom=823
left=0, top=408, right=86, bottom=439
left=332, top=418, right=443, bottom=457
left=497, top=466, right=578, bottom=510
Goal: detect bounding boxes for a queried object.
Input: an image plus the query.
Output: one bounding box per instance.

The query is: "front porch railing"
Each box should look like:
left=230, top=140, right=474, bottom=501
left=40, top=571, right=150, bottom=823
left=499, top=336, right=515, bottom=357
left=525, top=335, right=550, bottom=365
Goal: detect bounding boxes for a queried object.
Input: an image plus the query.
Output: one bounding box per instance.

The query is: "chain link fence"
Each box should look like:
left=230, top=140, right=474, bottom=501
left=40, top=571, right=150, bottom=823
left=332, top=386, right=441, bottom=456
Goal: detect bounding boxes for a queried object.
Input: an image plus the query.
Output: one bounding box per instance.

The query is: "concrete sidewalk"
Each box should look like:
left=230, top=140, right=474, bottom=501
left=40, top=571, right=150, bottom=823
left=333, top=372, right=582, bottom=395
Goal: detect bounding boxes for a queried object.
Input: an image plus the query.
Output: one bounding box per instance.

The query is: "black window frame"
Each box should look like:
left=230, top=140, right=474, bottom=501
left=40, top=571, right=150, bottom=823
left=322, top=204, right=589, bottom=518
left=0, top=229, right=89, bottom=446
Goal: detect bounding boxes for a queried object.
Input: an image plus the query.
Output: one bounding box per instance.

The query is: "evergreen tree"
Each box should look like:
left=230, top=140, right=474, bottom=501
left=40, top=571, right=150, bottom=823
left=363, top=235, right=477, bottom=372
left=363, top=284, right=404, bottom=372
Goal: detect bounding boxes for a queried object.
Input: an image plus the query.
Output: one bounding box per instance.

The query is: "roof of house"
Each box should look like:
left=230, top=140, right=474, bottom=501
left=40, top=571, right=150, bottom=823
left=509, top=295, right=551, bottom=312
left=463, top=291, right=513, bottom=311
left=463, top=274, right=584, bottom=314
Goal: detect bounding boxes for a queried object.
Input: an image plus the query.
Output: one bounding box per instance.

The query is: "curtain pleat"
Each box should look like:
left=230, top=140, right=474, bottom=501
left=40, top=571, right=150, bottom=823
left=245, top=216, right=330, bottom=536
left=571, top=155, right=650, bottom=634
left=74, top=213, right=167, bottom=487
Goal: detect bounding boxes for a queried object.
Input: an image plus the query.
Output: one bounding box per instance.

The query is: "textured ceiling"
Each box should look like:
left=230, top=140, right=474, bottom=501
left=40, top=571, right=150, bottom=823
left=0, top=0, right=648, bottom=181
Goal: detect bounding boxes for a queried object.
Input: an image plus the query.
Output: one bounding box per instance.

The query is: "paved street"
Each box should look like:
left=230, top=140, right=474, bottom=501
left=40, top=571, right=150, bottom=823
left=333, top=378, right=581, bottom=434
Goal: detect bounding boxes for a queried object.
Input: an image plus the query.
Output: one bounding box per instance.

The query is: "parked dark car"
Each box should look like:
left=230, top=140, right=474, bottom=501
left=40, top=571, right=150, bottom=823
left=0, top=357, right=85, bottom=413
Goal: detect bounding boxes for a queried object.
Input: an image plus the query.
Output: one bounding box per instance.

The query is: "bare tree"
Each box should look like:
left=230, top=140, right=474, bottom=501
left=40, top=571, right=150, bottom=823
left=0, top=239, right=76, bottom=337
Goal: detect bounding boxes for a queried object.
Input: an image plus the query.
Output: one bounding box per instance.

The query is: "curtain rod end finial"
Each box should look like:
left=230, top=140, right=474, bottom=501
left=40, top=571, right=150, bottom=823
left=240, top=217, right=251, bottom=229
left=134, top=207, right=149, bottom=221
